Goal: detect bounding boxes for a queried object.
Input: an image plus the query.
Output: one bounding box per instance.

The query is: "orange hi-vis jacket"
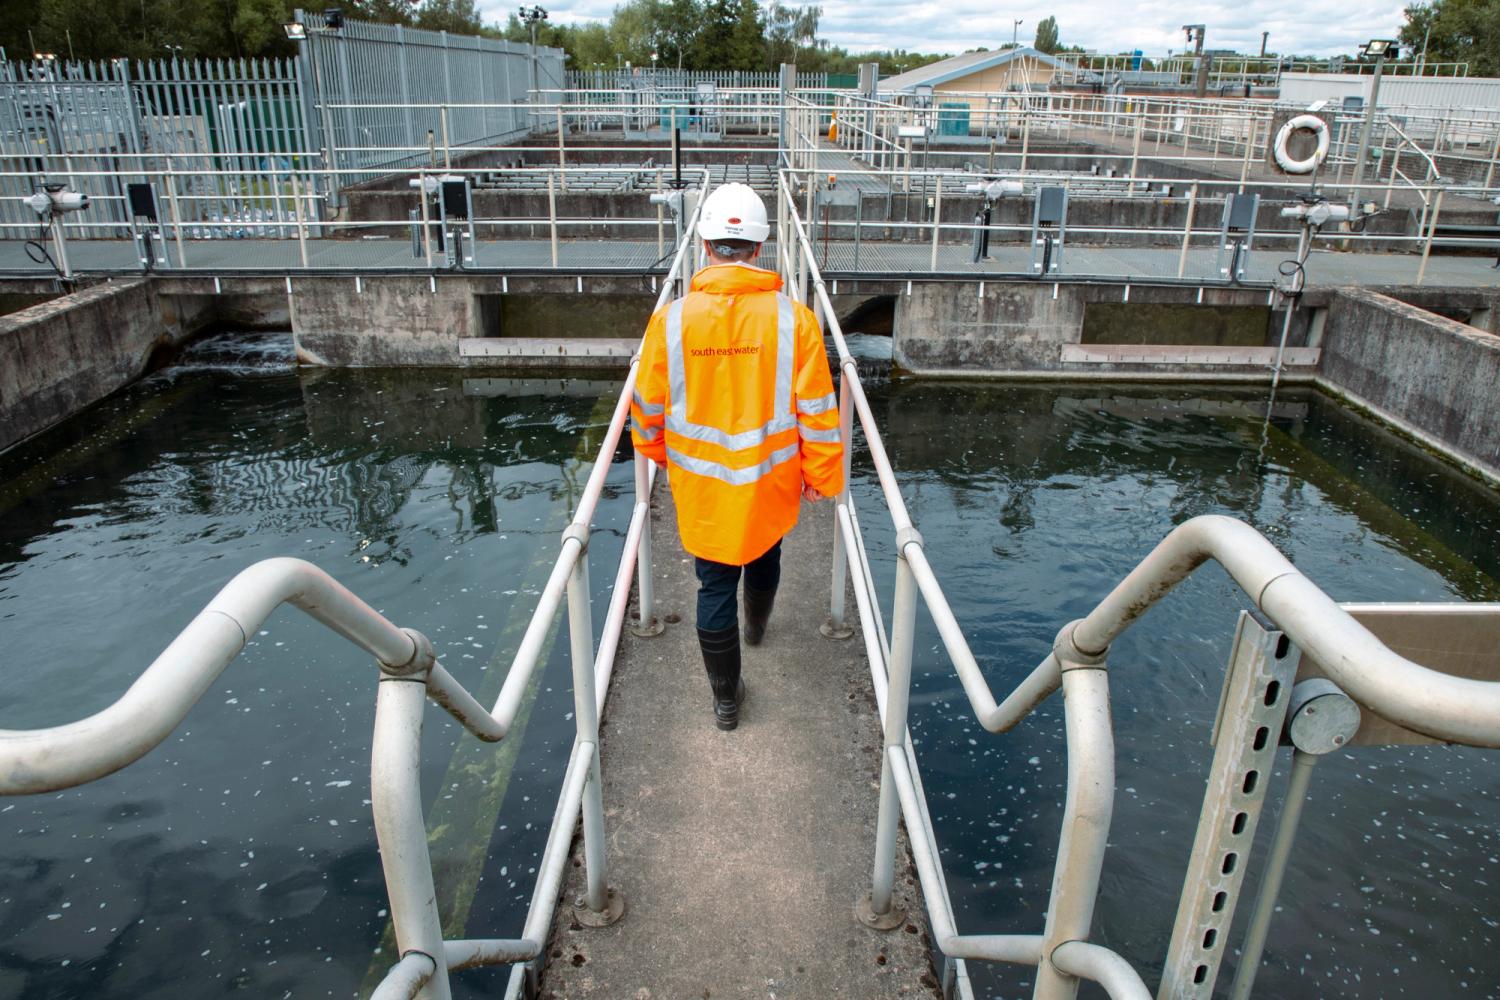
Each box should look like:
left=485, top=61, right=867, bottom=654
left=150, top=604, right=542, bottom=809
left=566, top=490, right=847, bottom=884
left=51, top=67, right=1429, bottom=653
left=630, top=263, right=845, bottom=566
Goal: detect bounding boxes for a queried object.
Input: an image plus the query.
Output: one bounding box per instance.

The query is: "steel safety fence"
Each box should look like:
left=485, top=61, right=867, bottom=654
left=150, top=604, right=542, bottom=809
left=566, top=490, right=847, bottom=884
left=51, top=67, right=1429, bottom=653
left=294, top=9, right=564, bottom=191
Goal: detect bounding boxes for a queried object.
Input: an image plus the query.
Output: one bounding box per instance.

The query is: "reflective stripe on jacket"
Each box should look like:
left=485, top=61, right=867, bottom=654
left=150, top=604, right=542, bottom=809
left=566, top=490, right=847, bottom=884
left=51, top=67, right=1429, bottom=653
left=630, top=263, right=844, bottom=566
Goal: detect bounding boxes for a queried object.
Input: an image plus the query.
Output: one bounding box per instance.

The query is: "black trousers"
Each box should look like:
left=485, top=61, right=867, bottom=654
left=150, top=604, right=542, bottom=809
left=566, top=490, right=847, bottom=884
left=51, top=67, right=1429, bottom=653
left=693, top=540, right=782, bottom=632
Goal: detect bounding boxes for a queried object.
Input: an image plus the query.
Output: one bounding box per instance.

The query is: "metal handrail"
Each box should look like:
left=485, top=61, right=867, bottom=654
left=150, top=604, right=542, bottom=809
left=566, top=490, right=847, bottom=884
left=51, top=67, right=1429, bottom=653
left=776, top=163, right=1500, bottom=999
left=0, top=185, right=707, bottom=1000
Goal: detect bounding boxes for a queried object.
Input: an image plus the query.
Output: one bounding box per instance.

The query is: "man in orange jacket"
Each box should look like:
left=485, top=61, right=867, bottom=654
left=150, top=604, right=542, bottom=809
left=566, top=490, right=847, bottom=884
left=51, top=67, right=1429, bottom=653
left=630, top=182, right=845, bottom=731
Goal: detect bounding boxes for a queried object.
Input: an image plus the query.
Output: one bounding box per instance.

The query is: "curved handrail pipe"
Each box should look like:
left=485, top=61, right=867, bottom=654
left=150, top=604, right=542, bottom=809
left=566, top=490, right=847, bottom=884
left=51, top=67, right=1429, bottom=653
left=370, top=952, right=437, bottom=1000
left=0, top=558, right=421, bottom=795
left=1069, top=515, right=1500, bottom=747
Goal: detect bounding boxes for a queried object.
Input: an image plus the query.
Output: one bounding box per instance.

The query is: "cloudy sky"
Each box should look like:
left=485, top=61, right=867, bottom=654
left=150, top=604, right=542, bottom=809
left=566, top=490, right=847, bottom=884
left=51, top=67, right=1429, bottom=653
left=480, top=0, right=1409, bottom=58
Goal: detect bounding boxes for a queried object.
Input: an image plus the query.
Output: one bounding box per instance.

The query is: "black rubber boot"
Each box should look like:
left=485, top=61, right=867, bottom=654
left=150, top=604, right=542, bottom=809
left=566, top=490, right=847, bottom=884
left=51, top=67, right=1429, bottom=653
left=742, top=585, right=777, bottom=647
left=697, top=624, right=746, bottom=731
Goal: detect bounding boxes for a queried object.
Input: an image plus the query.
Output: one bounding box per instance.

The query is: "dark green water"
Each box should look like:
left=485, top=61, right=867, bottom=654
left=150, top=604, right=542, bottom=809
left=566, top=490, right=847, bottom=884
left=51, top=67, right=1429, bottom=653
left=0, top=335, right=635, bottom=999
left=849, top=381, right=1500, bottom=1000
left=3, top=338, right=1500, bottom=999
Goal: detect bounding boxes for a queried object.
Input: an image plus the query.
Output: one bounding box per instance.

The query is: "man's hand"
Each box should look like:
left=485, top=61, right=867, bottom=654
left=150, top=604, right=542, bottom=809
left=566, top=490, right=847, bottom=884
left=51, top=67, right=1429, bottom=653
left=802, top=484, right=831, bottom=503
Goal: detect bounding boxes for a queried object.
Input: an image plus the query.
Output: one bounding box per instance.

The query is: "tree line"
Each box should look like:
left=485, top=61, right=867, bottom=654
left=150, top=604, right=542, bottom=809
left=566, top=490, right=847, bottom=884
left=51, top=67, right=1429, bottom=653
left=3, top=0, right=956, bottom=74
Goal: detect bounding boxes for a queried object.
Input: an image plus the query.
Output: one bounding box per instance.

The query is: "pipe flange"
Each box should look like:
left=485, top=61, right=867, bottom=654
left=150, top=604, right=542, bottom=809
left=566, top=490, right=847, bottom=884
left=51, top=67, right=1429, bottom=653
left=896, top=525, right=925, bottom=556
left=853, top=890, right=906, bottom=931
left=381, top=627, right=436, bottom=680
left=1052, top=619, right=1108, bottom=672
left=561, top=522, right=590, bottom=553
left=573, top=886, right=626, bottom=928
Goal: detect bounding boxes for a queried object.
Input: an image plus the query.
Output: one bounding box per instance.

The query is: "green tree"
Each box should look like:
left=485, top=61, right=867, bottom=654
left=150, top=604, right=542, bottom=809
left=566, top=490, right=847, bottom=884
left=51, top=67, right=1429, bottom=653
left=1033, top=15, right=1060, bottom=54
left=726, top=0, right=765, bottom=71
left=414, top=0, right=481, bottom=34
left=1400, top=0, right=1500, bottom=74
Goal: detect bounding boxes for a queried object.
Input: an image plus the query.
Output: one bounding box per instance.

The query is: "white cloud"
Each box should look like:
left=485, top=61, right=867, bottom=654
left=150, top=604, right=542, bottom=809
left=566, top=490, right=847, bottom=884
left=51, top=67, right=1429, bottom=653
left=477, top=0, right=1410, bottom=58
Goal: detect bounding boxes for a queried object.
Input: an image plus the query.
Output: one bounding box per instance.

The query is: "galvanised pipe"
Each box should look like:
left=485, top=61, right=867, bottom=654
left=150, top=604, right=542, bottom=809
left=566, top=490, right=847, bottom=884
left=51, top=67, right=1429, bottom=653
left=633, top=452, right=656, bottom=630
left=566, top=535, right=610, bottom=914
left=825, top=374, right=855, bottom=634
left=1049, top=941, right=1151, bottom=1000
left=443, top=937, right=541, bottom=970
left=887, top=747, right=1045, bottom=963
left=868, top=548, right=919, bottom=916
left=1070, top=515, right=1500, bottom=747
left=0, top=557, right=417, bottom=795
left=371, top=679, right=452, bottom=1000
left=425, top=663, right=507, bottom=742
left=521, top=737, right=594, bottom=943
left=1033, top=665, right=1115, bottom=1000
left=903, top=543, right=1063, bottom=733
left=370, top=951, right=437, bottom=1000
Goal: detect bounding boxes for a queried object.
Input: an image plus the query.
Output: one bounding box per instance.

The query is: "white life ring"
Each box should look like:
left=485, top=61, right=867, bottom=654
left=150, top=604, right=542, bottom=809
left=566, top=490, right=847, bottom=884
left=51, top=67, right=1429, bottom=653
left=1273, top=114, right=1330, bottom=174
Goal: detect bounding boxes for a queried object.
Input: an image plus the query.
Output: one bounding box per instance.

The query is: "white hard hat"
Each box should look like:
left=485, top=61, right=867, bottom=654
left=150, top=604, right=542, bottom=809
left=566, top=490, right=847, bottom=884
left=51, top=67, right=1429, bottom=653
left=698, top=182, right=770, bottom=243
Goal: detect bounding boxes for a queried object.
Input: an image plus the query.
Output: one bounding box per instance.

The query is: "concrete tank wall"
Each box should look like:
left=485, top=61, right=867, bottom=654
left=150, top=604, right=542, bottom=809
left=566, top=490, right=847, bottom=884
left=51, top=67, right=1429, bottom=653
left=0, top=280, right=214, bottom=452
left=1318, top=287, right=1500, bottom=480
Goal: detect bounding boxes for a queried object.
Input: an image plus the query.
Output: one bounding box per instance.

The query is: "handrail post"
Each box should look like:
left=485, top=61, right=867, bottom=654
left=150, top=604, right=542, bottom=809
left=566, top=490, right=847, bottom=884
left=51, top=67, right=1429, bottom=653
left=371, top=676, right=452, bottom=1000
left=857, top=537, right=918, bottom=930
left=163, top=169, right=188, bottom=268
left=1238, top=116, right=1256, bottom=193
left=290, top=169, right=310, bottom=269
left=1128, top=115, right=1143, bottom=194
left=440, top=105, right=452, bottom=169
left=547, top=172, right=559, bottom=268
left=631, top=449, right=663, bottom=638
left=1177, top=180, right=1198, bottom=278
left=1034, top=659, right=1115, bottom=1000
left=556, top=105, right=567, bottom=190
left=564, top=526, right=624, bottom=925
left=1416, top=187, right=1444, bottom=286
left=822, top=372, right=855, bottom=641
left=929, top=174, right=943, bottom=272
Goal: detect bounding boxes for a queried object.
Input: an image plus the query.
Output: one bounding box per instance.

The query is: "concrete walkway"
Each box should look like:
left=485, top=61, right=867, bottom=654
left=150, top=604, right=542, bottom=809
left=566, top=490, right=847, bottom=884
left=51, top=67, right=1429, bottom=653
left=539, top=484, right=939, bottom=999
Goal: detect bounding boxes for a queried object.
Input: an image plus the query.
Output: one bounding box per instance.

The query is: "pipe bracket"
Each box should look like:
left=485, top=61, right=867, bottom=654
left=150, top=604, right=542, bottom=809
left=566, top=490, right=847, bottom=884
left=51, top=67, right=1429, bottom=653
left=380, top=627, right=435, bottom=679
left=561, top=522, right=590, bottom=553
left=1053, top=619, right=1108, bottom=672
left=896, top=525, right=925, bottom=556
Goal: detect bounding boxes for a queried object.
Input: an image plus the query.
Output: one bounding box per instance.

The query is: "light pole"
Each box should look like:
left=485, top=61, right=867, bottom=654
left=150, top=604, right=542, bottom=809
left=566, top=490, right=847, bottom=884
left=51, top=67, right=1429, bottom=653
left=519, top=5, right=549, bottom=101
left=1351, top=39, right=1399, bottom=203
left=1182, top=23, right=1206, bottom=97
left=1012, top=19, right=1023, bottom=48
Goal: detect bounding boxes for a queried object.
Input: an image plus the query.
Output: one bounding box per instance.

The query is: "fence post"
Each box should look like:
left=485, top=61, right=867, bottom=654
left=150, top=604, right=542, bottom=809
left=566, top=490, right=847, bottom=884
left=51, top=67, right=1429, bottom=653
left=1416, top=187, right=1444, bottom=286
